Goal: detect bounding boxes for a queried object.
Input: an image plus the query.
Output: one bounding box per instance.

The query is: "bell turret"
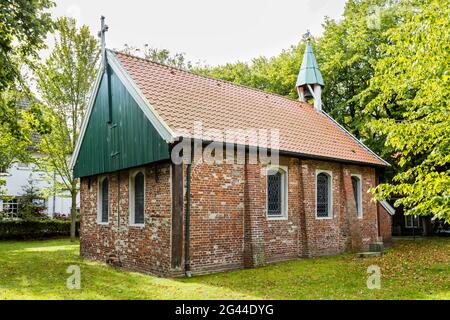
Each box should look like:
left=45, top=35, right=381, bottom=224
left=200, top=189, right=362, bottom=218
left=296, top=32, right=324, bottom=111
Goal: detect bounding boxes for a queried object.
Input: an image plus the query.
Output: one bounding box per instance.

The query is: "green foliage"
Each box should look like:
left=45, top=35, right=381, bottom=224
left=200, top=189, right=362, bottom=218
left=121, top=44, right=195, bottom=70
left=0, top=0, right=54, bottom=192
left=0, top=91, right=50, bottom=198
left=367, top=0, right=450, bottom=222
left=36, top=17, right=99, bottom=156
left=0, top=0, right=54, bottom=149
left=0, top=108, right=29, bottom=170
left=0, top=220, right=78, bottom=240
left=0, top=0, right=54, bottom=91
left=17, top=177, right=47, bottom=221
left=34, top=16, right=99, bottom=240
left=315, top=0, right=400, bottom=141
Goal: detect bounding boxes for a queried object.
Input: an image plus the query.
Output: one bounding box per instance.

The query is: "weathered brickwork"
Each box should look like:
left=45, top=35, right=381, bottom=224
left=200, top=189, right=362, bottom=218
left=80, top=154, right=384, bottom=277
left=379, top=206, right=393, bottom=243
left=80, top=163, right=172, bottom=277
left=262, top=157, right=301, bottom=263
left=188, top=162, right=246, bottom=273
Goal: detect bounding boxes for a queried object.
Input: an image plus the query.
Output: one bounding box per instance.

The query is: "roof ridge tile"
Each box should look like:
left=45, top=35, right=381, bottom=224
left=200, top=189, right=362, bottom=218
left=111, top=49, right=311, bottom=106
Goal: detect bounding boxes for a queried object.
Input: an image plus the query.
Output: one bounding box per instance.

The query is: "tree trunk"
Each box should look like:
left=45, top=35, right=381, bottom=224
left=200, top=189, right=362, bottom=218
left=70, top=182, right=78, bottom=242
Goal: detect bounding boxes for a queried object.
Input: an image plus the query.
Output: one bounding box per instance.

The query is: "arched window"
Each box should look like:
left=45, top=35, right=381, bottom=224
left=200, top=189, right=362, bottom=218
left=266, top=166, right=288, bottom=219
left=98, top=177, right=109, bottom=223
left=316, top=171, right=332, bottom=218
left=351, top=175, right=362, bottom=217
left=130, top=171, right=145, bottom=225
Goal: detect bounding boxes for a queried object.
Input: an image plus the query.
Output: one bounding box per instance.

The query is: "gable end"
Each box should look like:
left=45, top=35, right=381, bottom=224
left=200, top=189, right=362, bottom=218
left=73, top=63, right=170, bottom=178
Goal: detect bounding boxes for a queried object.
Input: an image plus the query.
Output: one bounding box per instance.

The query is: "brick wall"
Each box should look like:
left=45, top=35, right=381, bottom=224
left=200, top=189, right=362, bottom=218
left=188, top=162, right=246, bottom=273
left=80, top=163, right=172, bottom=277
left=262, top=157, right=301, bottom=263
left=268, top=159, right=377, bottom=258
left=379, top=205, right=393, bottom=243
left=79, top=155, right=381, bottom=276
left=186, top=156, right=380, bottom=274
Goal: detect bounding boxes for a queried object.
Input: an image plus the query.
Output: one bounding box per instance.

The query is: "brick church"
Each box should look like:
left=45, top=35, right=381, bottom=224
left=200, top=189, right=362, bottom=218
left=72, top=40, right=394, bottom=277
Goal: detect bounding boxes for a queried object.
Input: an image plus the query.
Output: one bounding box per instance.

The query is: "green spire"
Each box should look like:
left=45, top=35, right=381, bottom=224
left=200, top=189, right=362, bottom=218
left=296, top=42, right=324, bottom=87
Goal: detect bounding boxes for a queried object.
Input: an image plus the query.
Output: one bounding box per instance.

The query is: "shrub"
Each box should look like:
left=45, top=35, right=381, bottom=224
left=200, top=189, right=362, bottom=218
left=17, top=177, right=48, bottom=221
left=0, top=220, right=80, bottom=240
left=53, top=213, right=70, bottom=221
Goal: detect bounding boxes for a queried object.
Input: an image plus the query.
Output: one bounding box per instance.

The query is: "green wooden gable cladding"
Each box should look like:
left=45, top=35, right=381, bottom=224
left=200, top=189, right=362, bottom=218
left=73, top=65, right=170, bottom=178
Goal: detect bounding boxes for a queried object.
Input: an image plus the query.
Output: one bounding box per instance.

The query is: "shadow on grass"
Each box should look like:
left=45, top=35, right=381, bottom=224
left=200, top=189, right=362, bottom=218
left=0, top=239, right=254, bottom=299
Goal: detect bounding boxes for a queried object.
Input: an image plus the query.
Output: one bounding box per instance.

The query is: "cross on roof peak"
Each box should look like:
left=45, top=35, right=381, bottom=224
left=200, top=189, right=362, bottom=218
left=98, top=16, right=109, bottom=68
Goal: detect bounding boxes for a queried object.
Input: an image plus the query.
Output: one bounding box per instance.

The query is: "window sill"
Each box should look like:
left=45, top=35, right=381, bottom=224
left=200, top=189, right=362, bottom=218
left=96, top=221, right=109, bottom=226
left=267, top=215, right=288, bottom=221
left=129, top=224, right=145, bottom=228
left=315, top=216, right=333, bottom=220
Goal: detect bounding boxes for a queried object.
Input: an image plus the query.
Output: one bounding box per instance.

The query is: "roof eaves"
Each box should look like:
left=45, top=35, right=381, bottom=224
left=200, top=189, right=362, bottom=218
left=320, top=111, right=390, bottom=167
left=182, top=137, right=389, bottom=168
left=380, top=199, right=396, bottom=215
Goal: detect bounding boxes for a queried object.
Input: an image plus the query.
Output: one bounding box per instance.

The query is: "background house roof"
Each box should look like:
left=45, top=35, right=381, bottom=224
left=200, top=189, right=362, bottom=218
left=113, top=51, right=388, bottom=167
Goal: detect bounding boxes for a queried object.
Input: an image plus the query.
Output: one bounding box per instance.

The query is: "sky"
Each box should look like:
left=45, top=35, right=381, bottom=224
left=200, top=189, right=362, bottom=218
left=50, top=0, right=346, bottom=66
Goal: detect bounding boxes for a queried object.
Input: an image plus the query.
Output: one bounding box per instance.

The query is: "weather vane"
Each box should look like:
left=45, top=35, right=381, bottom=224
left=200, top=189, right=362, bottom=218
left=303, top=29, right=312, bottom=42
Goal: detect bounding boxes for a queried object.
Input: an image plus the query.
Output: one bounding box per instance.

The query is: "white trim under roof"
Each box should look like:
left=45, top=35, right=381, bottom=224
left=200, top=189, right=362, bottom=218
left=70, top=50, right=176, bottom=170
left=380, top=199, right=396, bottom=216
left=107, top=50, right=175, bottom=143
left=321, top=111, right=391, bottom=167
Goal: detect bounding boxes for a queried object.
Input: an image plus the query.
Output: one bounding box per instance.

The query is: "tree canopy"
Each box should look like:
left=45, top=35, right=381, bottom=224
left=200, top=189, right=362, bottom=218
left=366, top=0, right=450, bottom=222
left=0, top=0, right=54, bottom=91
left=195, top=0, right=449, bottom=221
left=121, top=44, right=195, bottom=70
left=0, top=0, right=54, bottom=173
left=35, top=17, right=99, bottom=239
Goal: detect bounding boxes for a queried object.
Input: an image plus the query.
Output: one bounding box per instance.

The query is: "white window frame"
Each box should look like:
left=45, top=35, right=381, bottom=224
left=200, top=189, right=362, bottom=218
left=315, top=169, right=333, bottom=219
left=266, top=165, right=288, bottom=220
left=97, top=176, right=109, bottom=225
left=405, top=215, right=420, bottom=228
left=351, top=174, right=363, bottom=218
left=1, top=197, right=19, bottom=218
left=129, top=169, right=146, bottom=227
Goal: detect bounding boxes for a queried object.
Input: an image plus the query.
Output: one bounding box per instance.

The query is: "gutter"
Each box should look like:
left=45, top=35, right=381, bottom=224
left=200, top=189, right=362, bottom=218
left=184, top=143, right=193, bottom=277
left=183, top=137, right=388, bottom=169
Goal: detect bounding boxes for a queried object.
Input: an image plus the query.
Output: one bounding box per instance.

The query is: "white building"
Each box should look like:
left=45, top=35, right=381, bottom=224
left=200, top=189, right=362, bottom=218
left=0, top=157, right=78, bottom=218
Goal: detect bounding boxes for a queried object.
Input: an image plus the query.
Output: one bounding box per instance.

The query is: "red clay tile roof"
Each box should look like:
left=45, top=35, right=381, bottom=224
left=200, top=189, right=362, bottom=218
left=113, top=51, right=388, bottom=167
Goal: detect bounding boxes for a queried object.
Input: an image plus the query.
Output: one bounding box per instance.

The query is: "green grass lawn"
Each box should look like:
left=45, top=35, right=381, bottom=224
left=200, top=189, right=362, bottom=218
left=0, top=238, right=448, bottom=300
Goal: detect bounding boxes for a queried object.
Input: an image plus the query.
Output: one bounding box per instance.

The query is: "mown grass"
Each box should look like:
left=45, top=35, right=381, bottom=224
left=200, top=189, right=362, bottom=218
left=0, top=238, right=448, bottom=300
